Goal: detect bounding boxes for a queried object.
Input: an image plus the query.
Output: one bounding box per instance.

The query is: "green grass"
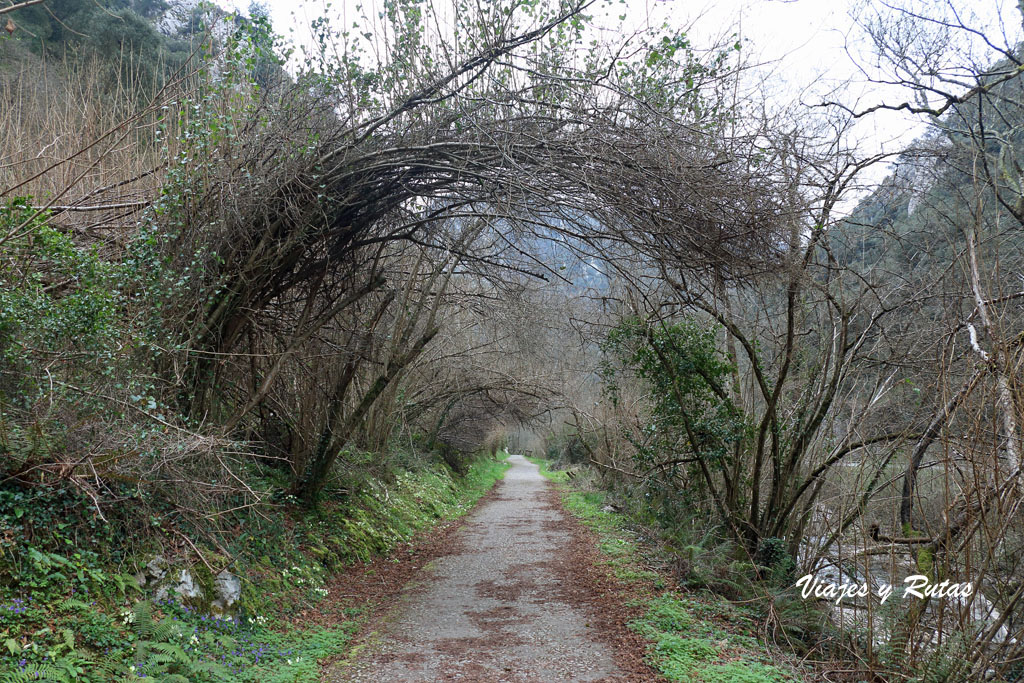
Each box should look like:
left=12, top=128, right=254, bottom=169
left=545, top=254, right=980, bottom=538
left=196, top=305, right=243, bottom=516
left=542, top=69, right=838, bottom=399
left=631, top=593, right=793, bottom=683
left=528, top=456, right=569, bottom=483
left=299, top=455, right=510, bottom=567
left=1, top=452, right=511, bottom=682
left=529, top=456, right=800, bottom=683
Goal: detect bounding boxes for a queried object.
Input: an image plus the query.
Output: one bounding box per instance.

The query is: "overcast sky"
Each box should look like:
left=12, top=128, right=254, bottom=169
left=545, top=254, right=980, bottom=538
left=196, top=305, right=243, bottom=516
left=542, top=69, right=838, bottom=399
left=215, top=0, right=1023, bottom=178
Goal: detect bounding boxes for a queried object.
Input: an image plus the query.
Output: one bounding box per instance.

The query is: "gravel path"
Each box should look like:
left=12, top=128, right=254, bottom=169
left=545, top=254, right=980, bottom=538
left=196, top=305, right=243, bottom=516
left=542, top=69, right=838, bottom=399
left=329, top=454, right=628, bottom=682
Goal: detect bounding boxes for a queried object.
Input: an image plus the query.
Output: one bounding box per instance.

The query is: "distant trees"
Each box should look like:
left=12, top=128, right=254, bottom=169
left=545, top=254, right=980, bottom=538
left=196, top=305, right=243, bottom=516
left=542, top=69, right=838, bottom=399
left=2, top=0, right=186, bottom=77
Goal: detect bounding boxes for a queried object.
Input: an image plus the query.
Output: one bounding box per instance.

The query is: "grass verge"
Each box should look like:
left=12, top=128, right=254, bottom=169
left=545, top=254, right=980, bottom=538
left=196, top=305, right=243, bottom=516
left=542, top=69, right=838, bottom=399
left=528, top=457, right=805, bottom=683
left=1, top=452, right=510, bottom=682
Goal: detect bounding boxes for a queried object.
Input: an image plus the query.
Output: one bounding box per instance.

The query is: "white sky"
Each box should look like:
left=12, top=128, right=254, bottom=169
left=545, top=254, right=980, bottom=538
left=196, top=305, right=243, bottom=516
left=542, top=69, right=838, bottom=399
left=217, top=0, right=1023, bottom=185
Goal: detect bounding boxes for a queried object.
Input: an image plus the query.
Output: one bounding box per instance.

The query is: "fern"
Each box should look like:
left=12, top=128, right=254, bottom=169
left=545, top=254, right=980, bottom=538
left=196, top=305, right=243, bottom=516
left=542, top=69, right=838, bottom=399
left=131, top=600, right=156, bottom=639
left=110, top=573, right=143, bottom=599
left=149, top=619, right=178, bottom=642
left=59, top=628, right=75, bottom=652
left=129, top=599, right=181, bottom=642
left=55, top=598, right=91, bottom=614
left=192, top=660, right=232, bottom=676
left=86, top=654, right=125, bottom=680
left=135, top=638, right=230, bottom=679
left=145, top=640, right=190, bottom=663
left=1, top=662, right=71, bottom=683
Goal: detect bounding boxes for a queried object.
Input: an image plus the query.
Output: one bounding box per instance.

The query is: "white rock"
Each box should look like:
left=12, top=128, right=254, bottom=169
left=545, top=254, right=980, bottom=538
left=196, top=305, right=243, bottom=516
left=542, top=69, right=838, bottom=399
left=213, top=571, right=241, bottom=611
left=175, top=570, right=203, bottom=600
left=146, top=556, right=168, bottom=581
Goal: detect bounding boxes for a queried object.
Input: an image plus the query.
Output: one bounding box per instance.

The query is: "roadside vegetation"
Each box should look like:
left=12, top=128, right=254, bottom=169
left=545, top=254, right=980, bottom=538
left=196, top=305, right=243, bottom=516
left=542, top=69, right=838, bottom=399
left=2, top=450, right=508, bottom=681
left=530, top=456, right=809, bottom=682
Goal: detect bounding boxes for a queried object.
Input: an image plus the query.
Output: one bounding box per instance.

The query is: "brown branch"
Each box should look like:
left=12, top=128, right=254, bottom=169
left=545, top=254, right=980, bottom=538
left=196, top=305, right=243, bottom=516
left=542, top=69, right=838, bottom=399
left=0, top=0, right=45, bottom=17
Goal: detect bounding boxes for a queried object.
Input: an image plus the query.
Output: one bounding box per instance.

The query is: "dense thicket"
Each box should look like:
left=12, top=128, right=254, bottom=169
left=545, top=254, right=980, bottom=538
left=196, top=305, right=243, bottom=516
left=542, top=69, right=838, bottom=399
left=0, top=0, right=789, bottom=540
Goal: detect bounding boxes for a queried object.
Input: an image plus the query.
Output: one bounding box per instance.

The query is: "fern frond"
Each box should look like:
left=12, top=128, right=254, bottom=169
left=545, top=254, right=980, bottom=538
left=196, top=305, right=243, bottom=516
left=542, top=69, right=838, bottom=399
left=148, top=620, right=177, bottom=642
left=148, top=652, right=177, bottom=667
left=131, top=600, right=155, bottom=639
left=192, top=660, right=231, bottom=676
left=55, top=598, right=91, bottom=614
left=89, top=654, right=125, bottom=679
left=1, top=662, right=71, bottom=682
left=145, top=640, right=189, bottom=663
left=59, top=628, right=75, bottom=651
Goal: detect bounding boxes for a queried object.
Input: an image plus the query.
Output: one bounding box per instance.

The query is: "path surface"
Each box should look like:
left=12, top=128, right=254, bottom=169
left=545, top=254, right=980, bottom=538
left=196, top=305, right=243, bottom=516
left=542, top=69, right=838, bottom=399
left=331, top=454, right=627, bottom=682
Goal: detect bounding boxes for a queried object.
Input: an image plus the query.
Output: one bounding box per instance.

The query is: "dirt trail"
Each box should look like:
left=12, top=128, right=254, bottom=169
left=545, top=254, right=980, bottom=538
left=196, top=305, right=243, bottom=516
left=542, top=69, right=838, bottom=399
left=329, top=454, right=633, bottom=682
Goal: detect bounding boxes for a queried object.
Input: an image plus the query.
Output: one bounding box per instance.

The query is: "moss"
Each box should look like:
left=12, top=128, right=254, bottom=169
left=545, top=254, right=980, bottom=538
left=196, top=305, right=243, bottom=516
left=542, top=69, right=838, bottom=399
left=916, top=547, right=934, bottom=576
left=695, top=661, right=791, bottom=683
left=192, top=562, right=216, bottom=603
left=184, top=557, right=237, bottom=615
left=654, top=634, right=719, bottom=676
left=615, top=566, right=664, bottom=586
